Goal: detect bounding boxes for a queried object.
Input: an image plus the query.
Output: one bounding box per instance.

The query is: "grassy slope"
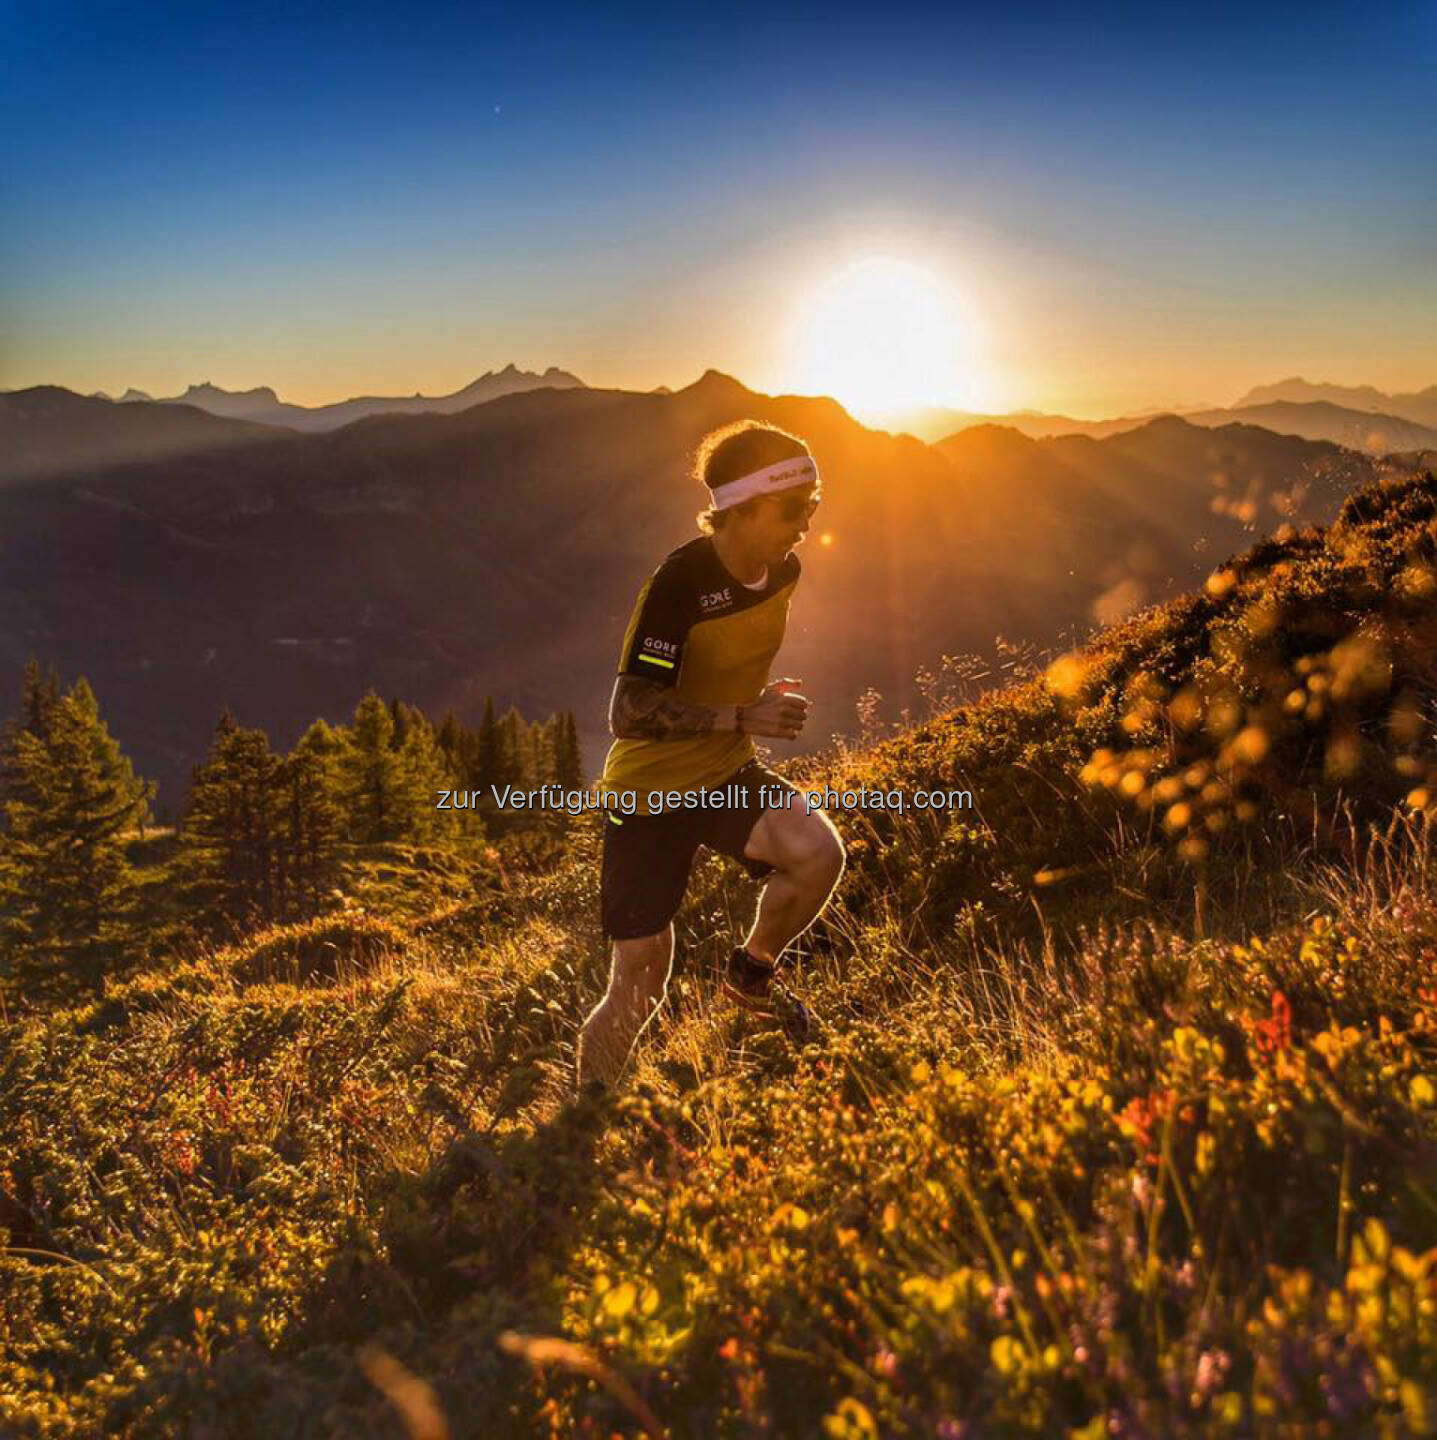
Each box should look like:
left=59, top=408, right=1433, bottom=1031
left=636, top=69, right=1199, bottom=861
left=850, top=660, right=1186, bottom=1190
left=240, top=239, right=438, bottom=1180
left=4, top=474, right=1437, bottom=1437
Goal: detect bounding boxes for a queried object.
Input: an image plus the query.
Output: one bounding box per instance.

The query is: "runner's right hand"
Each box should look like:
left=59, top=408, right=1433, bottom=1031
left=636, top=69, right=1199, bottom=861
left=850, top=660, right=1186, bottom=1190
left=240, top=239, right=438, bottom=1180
left=740, top=678, right=810, bottom=740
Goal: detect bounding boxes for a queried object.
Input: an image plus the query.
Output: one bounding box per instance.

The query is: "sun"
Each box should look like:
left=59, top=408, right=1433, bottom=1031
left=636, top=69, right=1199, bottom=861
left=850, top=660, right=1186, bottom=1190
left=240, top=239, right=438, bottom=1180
left=783, top=256, right=981, bottom=423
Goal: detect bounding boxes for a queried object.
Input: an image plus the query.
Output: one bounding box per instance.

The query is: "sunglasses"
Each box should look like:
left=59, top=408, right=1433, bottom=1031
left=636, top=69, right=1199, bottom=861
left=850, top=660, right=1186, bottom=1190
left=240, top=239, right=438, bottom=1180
left=771, top=492, right=821, bottom=522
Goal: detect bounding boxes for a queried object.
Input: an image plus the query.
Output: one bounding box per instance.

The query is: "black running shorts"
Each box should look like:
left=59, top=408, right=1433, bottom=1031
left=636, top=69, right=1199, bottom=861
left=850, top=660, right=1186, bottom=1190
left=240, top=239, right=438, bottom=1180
left=600, top=759, right=798, bottom=940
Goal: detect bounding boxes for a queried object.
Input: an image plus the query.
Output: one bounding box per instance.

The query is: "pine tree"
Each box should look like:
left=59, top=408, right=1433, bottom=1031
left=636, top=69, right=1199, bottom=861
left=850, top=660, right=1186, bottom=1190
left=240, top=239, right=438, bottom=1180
left=19, top=658, right=61, bottom=740
left=456, top=723, right=482, bottom=792
left=569, top=712, right=585, bottom=786
left=179, top=711, right=283, bottom=927
left=393, top=707, right=459, bottom=844
left=436, top=709, right=462, bottom=765
left=476, top=697, right=501, bottom=791
left=278, top=720, right=343, bottom=917
left=389, top=696, right=413, bottom=751
left=0, top=672, right=151, bottom=981
left=498, top=706, right=528, bottom=789
left=553, top=712, right=584, bottom=790
left=531, top=718, right=555, bottom=789
left=0, top=660, right=61, bottom=800
left=338, top=692, right=402, bottom=844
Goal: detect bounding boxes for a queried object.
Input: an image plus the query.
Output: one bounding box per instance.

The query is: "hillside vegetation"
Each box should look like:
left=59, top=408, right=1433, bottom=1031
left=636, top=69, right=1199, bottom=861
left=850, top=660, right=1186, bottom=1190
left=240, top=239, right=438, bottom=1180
left=4, top=471, right=1437, bottom=1437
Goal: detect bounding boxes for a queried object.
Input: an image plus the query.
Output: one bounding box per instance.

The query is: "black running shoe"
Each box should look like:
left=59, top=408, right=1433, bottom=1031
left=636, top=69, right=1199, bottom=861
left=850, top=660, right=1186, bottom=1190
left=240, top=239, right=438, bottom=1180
left=723, top=948, right=820, bottom=1045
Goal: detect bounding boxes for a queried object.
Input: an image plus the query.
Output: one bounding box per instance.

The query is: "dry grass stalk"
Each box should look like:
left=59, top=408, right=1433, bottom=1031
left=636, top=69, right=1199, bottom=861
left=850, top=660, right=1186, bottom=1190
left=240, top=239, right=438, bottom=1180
left=358, top=1344, right=450, bottom=1440
left=498, top=1329, right=666, bottom=1438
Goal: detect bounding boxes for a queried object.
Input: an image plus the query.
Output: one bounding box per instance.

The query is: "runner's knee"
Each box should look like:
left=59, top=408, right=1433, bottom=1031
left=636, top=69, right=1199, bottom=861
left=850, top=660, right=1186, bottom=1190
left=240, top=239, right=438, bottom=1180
left=787, top=814, right=845, bottom=887
left=806, top=830, right=844, bottom=896
left=751, top=810, right=846, bottom=890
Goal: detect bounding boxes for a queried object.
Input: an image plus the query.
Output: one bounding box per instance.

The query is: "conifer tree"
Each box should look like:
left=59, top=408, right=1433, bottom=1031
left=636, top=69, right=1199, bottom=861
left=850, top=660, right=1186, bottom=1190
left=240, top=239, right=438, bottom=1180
left=0, top=660, right=60, bottom=801
left=570, top=712, right=585, bottom=786
left=456, top=723, right=482, bottom=792
left=554, top=711, right=584, bottom=789
left=477, top=697, right=501, bottom=791
left=19, top=658, right=61, bottom=740
left=389, top=696, right=413, bottom=751
left=179, top=711, right=283, bottom=926
left=393, top=707, right=459, bottom=843
left=277, top=720, right=343, bottom=916
left=0, top=672, right=151, bottom=979
left=338, top=692, right=402, bottom=844
left=436, top=709, right=462, bottom=767
left=530, top=718, right=555, bottom=789
left=498, top=706, right=528, bottom=789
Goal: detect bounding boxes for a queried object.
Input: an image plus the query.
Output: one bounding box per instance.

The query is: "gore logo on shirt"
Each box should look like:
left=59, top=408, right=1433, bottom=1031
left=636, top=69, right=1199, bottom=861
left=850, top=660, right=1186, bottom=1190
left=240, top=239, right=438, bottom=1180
left=699, top=587, right=733, bottom=611
left=642, top=637, right=679, bottom=656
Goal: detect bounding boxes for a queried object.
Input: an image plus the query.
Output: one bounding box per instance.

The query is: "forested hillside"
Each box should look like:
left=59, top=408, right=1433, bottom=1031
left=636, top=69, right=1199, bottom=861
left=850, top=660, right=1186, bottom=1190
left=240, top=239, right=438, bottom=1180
left=0, top=675, right=580, bottom=990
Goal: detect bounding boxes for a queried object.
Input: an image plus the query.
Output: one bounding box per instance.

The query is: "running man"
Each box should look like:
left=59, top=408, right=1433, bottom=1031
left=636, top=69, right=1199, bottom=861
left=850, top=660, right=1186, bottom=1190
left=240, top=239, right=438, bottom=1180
left=576, top=421, right=846, bottom=1091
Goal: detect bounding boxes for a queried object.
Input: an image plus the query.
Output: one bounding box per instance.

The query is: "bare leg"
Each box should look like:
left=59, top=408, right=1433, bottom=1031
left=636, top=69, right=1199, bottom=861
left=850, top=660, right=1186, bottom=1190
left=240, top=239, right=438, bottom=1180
left=576, top=926, right=674, bottom=1089
left=742, top=807, right=845, bottom=965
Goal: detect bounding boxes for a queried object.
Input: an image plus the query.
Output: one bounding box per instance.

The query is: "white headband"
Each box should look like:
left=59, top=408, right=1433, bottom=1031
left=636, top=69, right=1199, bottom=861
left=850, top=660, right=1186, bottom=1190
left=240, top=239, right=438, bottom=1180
left=709, top=455, right=820, bottom=511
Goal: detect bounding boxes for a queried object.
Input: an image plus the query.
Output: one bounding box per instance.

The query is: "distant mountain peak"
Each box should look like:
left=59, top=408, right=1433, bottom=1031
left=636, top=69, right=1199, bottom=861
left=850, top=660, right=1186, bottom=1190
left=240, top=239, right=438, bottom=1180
left=91, top=365, right=588, bottom=432
left=181, top=382, right=280, bottom=403
left=450, top=365, right=583, bottom=398
left=948, top=421, right=1041, bottom=450
left=1231, top=377, right=1437, bottom=428
left=682, top=369, right=750, bottom=398
left=936, top=424, right=1053, bottom=469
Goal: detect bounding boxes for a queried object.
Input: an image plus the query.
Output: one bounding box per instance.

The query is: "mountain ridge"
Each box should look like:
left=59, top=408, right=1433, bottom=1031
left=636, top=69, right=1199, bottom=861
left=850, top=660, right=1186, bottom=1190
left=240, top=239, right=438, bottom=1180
left=1, top=374, right=1398, bottom=810
left=116, top=364, right=587, bottom=432
left=0, top=387, right=291, bottom=485
left=920, top=399, right=1437, bottom=454
left=1234, top=375, right=1437, bottom=427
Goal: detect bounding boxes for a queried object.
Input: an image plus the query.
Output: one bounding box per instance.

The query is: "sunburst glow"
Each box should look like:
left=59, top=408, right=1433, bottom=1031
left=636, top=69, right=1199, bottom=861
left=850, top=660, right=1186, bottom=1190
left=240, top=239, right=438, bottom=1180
left=783, top=256, right=982, bottom=422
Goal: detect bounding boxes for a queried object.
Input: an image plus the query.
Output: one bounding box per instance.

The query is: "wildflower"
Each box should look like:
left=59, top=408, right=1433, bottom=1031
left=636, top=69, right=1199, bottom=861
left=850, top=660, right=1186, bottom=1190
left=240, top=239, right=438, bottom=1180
left=1253, top=990, right=1293, bottom=1057
left=1193, top=1348, right=1231, bottom=1403
left=872, top=1348, right=900, bottom=1381
left=1117, top=1088, right=1175, bottom=1163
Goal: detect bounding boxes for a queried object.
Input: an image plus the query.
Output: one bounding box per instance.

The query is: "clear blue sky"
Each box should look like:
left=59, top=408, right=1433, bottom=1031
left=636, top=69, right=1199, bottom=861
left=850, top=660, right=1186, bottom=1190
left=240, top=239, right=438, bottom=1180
left=3, top=0, right=1433, bottom=416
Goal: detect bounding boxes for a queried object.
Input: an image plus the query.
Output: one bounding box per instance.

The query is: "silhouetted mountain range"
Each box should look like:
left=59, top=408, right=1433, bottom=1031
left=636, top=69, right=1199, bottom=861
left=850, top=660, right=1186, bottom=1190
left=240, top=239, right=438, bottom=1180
left=898, top=405, right=1183, bottom=443
left=1233, top=377, right=1437, bottom=429
left=70, top=367, right=1436, bottom=445
left=2, top=371, right=1402, bottom=811
left=0, top=387, right=289, bottom=484
left=1182, top=402, right=1437, bottom=454
left=909, top=399, right=1437, bottom=454
left=105, top=365, right=585, bottom=432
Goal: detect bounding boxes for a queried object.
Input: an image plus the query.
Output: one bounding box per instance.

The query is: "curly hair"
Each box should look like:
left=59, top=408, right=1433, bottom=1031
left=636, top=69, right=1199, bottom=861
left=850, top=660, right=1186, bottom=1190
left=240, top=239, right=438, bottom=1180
left=693, top=420, right=812, bottom=534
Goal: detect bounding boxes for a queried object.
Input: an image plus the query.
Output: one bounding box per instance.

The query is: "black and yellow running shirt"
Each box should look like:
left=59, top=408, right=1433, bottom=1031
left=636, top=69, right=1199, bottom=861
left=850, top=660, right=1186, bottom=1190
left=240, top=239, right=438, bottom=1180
left=598, top=535, right=801, bottom=812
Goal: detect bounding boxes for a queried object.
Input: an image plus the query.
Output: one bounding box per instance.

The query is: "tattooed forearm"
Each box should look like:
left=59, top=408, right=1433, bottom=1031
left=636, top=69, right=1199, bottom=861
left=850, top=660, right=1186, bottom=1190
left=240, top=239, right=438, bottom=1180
left=609, top=675, right=731, bottom=740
